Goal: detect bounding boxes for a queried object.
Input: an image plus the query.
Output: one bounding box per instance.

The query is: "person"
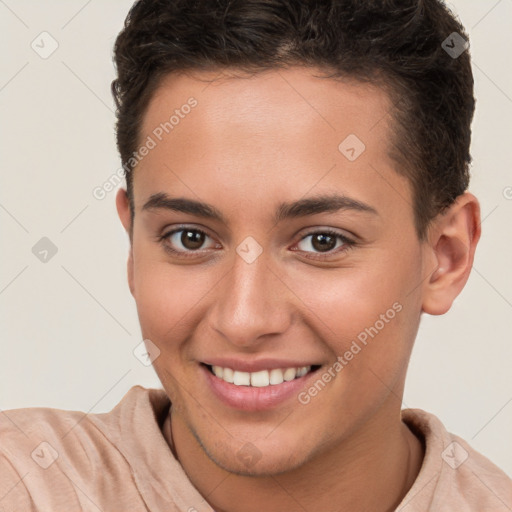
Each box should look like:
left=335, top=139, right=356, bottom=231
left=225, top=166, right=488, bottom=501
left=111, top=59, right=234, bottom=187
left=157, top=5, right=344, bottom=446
left=1, top=0, right=511, bottom=510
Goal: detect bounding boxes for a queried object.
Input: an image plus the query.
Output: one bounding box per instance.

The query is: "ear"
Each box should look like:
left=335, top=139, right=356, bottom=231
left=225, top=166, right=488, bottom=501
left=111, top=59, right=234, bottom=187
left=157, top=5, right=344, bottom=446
left=115, top=188, right=135, bottom=297
left=422, top=192, right=481, bottom=315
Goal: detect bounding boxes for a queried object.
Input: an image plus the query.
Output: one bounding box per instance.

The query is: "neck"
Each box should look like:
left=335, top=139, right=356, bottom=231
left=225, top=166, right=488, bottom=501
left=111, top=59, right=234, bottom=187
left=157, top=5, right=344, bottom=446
left=164, top=402, right=424, bottom=512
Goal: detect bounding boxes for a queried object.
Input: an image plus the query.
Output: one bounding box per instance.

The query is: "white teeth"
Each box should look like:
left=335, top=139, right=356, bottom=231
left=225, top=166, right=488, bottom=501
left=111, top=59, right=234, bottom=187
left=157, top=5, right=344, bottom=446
left=269, top=369, right=284, bottom=385
left=212, top=365, right=224, bottom=378
left=250, top=370, right=270, bottom=387
left=296, top=366, right=309, bottom=377
left=210, top=365, right=312, bottom=387
left=222, top=367, right=234, bottom=383
left=233, top=371, right=250, bottom=386
left=283, top=368, right=297, bottom=381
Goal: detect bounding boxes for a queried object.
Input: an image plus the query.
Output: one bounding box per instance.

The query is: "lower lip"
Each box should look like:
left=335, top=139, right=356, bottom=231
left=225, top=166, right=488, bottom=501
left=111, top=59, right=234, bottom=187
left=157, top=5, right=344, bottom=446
left=202, top=364, right=318, bottom=411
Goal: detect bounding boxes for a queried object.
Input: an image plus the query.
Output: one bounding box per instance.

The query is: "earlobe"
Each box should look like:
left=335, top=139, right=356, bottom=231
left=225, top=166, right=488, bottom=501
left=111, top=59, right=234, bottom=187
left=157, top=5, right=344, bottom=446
left=115, top=188, right=136, bottom=297
left=422, top=193, right=481, bottom=315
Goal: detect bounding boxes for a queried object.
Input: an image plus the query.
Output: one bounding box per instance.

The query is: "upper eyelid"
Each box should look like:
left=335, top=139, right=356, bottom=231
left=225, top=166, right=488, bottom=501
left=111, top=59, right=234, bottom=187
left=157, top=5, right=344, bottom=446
left=300, top=227, right=354, bottom=240
left=161, top=225, right=213, bottom=240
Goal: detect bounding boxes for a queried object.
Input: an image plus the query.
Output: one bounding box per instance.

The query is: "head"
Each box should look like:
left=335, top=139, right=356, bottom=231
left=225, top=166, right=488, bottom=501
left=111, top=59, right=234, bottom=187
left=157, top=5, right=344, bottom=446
left=113, top=0, right=480, bottom=476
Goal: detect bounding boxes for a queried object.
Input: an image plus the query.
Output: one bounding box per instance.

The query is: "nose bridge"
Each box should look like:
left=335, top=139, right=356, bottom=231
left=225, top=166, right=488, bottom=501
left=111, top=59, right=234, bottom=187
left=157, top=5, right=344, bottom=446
left=209, top=247, right=290, bottom=347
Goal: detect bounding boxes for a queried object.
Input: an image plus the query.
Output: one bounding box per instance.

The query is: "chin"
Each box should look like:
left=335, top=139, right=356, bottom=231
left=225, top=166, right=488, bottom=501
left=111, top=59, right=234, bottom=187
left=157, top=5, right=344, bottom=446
left=208, top=448, right=310, bottom=478
left=192, top=426, right=316, bottom=477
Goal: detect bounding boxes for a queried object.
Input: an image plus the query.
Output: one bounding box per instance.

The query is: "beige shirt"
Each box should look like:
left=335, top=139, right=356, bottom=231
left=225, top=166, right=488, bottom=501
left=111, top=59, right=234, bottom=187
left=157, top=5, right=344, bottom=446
left=1, top=385, right=511, bottom=511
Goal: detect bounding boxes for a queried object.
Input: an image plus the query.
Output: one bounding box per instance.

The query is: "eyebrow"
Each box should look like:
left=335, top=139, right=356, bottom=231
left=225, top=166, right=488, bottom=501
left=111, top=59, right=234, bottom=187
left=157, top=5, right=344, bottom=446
left=142, top=192, right=378, bottom=224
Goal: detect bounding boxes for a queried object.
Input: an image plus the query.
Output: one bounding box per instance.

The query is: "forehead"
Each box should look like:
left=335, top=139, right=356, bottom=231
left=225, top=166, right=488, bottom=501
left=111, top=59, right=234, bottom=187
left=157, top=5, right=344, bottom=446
left=141, top=67, right=394, bottom=144
left=133, top=67, right=410, bottom=224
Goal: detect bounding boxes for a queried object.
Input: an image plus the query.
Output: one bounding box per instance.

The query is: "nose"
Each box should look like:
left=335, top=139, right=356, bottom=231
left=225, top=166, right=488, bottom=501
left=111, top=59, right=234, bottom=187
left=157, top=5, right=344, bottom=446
left=207, top=249, right=293, bottom=349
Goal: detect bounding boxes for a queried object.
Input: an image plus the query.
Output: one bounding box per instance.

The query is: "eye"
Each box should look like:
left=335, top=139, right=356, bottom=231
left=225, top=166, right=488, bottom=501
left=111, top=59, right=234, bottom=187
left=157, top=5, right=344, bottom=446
left=159, top=226, right=218, bottom=257
left=293, top=229, right=355, bottom=259
left=158, top=226, right=355, bottom=260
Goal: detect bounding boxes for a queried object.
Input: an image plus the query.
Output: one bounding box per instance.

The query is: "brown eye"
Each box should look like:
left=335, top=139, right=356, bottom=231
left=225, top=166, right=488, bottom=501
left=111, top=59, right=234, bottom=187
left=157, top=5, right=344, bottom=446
left=294, top=229, right=355, bottom=259
left=310, top=233, right=337, bottom=252
left=180, top=229, right=206, bottom=250
left=161, top=227, right=217, bottom=255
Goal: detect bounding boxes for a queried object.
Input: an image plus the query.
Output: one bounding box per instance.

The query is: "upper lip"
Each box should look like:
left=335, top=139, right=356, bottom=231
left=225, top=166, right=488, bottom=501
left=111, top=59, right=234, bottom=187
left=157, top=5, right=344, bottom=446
left=202, top=358, right=321, bottom=373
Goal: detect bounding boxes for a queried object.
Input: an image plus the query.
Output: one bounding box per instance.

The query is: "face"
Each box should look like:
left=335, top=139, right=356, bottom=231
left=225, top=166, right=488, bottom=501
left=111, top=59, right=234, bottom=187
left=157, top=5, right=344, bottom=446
left=121, top=67, right=430, bottom=475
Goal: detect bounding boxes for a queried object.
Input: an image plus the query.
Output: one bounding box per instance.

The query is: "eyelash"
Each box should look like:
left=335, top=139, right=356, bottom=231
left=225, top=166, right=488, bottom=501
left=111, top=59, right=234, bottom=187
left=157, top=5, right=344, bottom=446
left=158, top=226, right=356, bottom=261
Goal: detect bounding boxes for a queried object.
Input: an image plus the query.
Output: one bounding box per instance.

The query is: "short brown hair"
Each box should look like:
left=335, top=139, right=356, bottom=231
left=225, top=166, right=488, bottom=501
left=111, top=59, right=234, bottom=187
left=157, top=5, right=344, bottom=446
left=111, top=0, right=474, bottom=239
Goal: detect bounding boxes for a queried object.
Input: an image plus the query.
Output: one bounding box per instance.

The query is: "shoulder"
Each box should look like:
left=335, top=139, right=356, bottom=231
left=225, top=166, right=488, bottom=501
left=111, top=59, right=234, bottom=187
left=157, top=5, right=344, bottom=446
left=400, top=408, right=512, bottom=511
left=0, top=384, right=159, bottom=450
left=0, top=400, right=91, bottom=472
left=0, top=385, right=169, bottom=510
left=0, top=400, right=91, bottom=509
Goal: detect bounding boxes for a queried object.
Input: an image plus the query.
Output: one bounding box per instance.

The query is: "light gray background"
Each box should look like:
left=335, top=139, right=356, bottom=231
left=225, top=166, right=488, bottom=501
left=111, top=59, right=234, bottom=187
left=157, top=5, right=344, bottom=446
left=1, top=1, right=511, bottom=475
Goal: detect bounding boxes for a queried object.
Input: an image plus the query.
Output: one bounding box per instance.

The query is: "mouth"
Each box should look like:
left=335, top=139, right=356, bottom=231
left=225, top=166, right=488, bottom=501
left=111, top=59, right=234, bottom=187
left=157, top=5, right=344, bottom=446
left=203, top=363, right=322, bottom=388
left=198, top=354, right=327, bottom=411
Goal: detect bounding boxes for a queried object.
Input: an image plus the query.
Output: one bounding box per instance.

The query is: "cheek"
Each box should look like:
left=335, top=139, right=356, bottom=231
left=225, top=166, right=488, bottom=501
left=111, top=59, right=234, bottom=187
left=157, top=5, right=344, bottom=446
left=286, top=257, right=421, bottom=428
left=131, top=246, right=217, bottom=346
left=285, top=248, right=422, bottom=366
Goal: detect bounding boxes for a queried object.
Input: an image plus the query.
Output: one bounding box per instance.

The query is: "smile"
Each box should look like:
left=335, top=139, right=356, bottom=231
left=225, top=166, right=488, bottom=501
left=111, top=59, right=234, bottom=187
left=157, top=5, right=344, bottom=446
left=208, top=365, right=317, bottom=387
